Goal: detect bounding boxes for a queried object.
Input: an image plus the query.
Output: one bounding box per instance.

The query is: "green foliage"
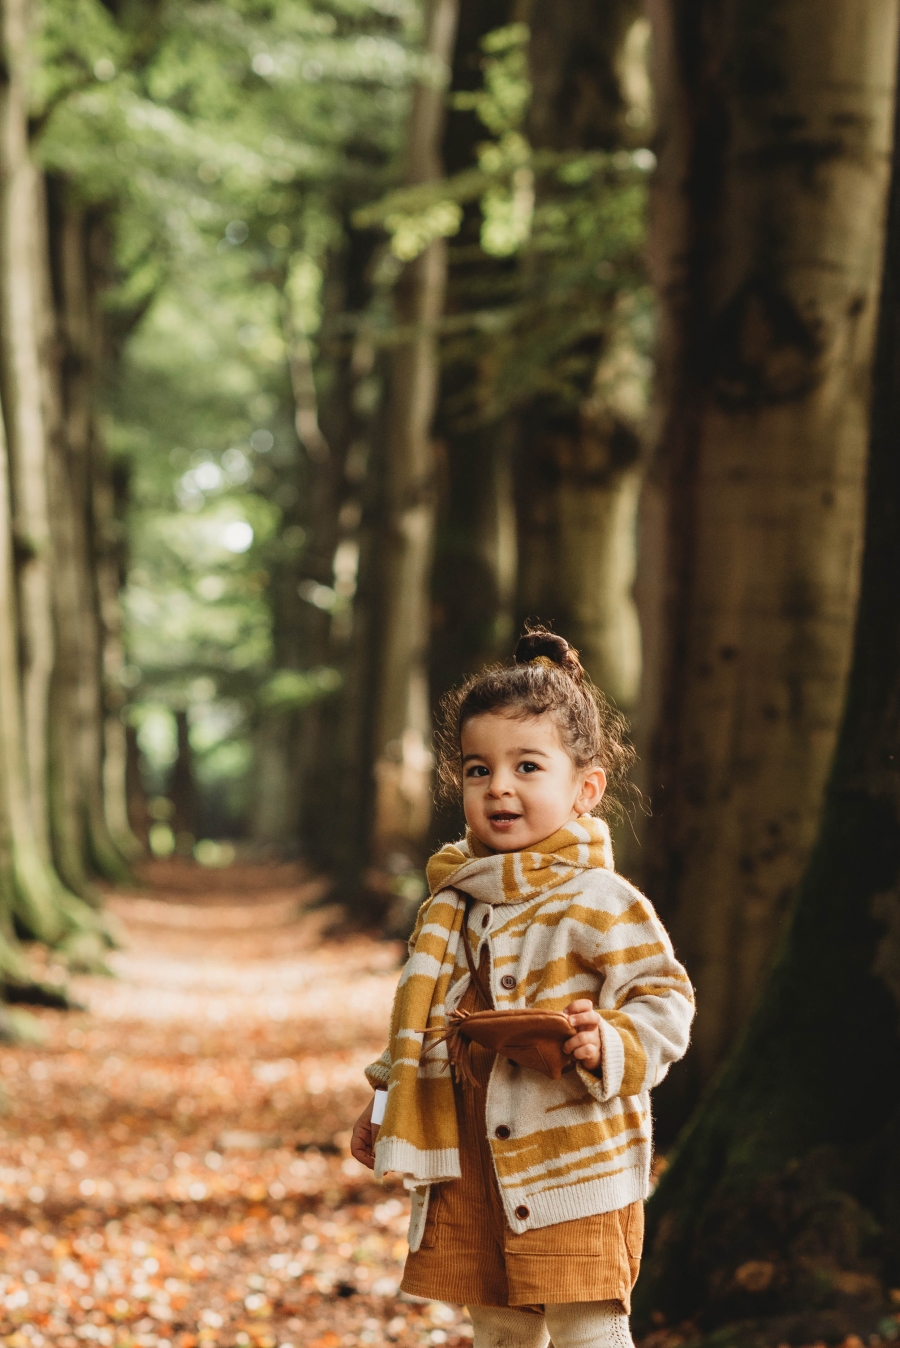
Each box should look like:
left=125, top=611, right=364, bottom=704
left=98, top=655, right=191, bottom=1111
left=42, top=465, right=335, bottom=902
left=358, top=18, right=653, bottom=425
left=259, top=666, right=342, bottom=711
left=32, top=0, right=421, bottom=828
left=28, top=1, right=653, bottom=842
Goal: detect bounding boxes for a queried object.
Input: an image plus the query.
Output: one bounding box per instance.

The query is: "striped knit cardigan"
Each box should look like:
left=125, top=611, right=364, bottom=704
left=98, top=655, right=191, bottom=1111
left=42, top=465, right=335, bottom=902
left=366, top=817, right=694, bottom=1248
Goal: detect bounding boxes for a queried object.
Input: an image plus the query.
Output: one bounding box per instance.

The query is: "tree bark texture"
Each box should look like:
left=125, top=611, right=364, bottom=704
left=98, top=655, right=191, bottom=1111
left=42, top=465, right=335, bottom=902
left=513, top=0, right=648, bottom=714
left=0, top=383, right=62, bottom=950
left=369, top=0, right=459, bottom=870
left=636, top=45, right=900, bottom=1337
left=428, top=0, right=521, bottom=819
left=42, top=186, right=130, bottom=885
left=644, top=0, right=899, bottom=1130
left=0, top=0, right=56, bottom=867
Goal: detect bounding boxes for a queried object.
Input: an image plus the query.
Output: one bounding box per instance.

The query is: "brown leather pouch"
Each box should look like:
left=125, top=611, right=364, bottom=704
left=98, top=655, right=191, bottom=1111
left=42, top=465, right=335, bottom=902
left=424, top=897, right=577, bottom=1085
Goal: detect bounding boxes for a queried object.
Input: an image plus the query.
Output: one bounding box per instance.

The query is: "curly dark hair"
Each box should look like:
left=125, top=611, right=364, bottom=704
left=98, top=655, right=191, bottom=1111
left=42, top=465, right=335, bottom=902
left=435, top=626, right=637, bottom=823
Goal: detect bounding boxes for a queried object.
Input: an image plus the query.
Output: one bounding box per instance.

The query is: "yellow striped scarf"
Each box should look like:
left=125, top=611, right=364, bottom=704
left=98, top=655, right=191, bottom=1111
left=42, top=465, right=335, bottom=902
left=370, top=817, right=694, bottom=1232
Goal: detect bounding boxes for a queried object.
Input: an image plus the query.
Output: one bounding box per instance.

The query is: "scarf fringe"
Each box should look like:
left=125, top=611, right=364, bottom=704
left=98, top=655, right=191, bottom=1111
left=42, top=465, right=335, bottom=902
left=422, top=1010, right=481, bottom=1089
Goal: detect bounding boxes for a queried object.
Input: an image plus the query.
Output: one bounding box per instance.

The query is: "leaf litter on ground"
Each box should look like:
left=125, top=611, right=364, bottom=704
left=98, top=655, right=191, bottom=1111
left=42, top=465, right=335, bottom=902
left=0, top=861, right=473, bottom=1348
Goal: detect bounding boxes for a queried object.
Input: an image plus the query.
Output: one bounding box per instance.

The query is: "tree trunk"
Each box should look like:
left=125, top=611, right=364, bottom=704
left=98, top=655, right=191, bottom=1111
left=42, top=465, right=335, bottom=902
left=513, top=0, right=648, bottom=717
left=428, top=0, right=522, bottom=854
left=0, top=388, right=63, bottom=950
left=0, top=0, right=55, bottom=868
left=41, top=185, right=130, bottom=886
left=514, top=326, right=646, bottom=712
left=368, top=0, right=459, bottom=872
left=169, top=709, right=197, bottom=850
left=93, top=448, right=141, bottom=861
left=0, top=0, right=82, bottom=941
left=636, top=38, right=900, bottom=1336
left=643, top=0, right=898, bottom=1134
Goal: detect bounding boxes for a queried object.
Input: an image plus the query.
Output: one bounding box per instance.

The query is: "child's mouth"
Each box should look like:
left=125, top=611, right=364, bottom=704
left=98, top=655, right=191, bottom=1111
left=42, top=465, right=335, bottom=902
left=489, top=812, right=521, bottom=825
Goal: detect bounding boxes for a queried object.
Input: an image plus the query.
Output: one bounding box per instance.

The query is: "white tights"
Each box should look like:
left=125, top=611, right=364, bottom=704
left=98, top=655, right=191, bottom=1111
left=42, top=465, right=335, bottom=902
left=468, top=1300, right=635, bottom=1348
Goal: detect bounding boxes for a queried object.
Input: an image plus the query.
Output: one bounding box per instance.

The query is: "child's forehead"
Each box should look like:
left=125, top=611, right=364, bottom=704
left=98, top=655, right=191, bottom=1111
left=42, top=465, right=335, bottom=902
left=460, top=709, right=565, bottom=752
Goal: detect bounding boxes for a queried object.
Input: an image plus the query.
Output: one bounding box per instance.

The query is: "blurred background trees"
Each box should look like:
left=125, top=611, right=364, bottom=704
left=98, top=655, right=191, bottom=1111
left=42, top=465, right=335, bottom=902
left=10, top=0, right=659, bottom=923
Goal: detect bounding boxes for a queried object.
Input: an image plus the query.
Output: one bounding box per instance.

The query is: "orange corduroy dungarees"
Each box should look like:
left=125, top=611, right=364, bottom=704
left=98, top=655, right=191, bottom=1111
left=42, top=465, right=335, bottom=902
left=401, top=952, right=644, bottom=1310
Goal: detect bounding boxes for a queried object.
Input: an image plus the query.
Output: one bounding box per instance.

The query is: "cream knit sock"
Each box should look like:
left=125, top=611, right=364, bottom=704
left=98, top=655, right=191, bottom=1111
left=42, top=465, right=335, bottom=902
left=544, top=1300, right=635, bottom=1348
left=468, top=1305, right=551, bottom=1348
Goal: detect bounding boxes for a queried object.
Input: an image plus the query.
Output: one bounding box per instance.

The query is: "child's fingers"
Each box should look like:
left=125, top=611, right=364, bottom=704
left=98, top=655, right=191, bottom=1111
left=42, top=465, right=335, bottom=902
left=564, top=1028, right=601, bottom=1054
left=564, top=999, right=594, bottom=1015
left=350, top=1124, right=377, bottom=1170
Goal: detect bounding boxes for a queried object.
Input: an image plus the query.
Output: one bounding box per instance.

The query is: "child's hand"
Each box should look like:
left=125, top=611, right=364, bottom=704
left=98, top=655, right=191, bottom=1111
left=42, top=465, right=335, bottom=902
left=564, top=999, right=602, bottom=1073
left=350, top=1096, right=377, bottom=1170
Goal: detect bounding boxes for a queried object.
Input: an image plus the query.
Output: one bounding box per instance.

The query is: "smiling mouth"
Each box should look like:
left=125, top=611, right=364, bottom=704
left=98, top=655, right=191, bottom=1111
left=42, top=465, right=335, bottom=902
left=489, top=812, right=521, bottom=823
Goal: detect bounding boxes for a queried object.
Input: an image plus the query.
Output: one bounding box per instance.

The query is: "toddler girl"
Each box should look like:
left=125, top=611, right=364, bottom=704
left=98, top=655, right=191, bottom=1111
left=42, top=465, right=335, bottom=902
left=351, top=630, right=694, bottom=1348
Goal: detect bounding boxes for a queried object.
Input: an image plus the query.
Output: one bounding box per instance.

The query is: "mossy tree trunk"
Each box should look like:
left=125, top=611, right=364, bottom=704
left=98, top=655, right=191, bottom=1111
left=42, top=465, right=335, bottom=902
left=0, top=1, right=123, bottom=984
left=643, top=0, right=899, bottom=1137
left=636, top=34, right=900, bottom=1343
left=0, top=0, right=75, bottom=942
left=0, top=0, right=56, bottom=870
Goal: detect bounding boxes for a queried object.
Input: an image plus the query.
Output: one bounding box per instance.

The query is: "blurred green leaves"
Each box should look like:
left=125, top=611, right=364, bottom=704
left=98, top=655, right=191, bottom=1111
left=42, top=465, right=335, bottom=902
left=32, top=0, right=420, bottom=827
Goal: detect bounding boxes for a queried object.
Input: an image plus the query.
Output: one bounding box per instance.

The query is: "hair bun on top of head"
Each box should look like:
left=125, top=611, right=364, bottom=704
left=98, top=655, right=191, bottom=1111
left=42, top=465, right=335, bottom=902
left=513, top=628, right=585, bottom=685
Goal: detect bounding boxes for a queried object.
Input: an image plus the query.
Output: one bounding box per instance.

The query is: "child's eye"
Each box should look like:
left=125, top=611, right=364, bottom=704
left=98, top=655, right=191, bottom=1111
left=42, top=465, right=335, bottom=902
left=465, top=765, right=489, bottom=778
left=518, top=761, right=540, bottom=774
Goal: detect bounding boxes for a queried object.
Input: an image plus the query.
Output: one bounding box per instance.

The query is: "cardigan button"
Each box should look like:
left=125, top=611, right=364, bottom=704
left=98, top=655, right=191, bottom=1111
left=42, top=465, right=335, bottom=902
left=500, top=975, right=516, bottom=990
left=515, top=1205, right=529, bottom=1221
left=495, top=1125, right=511, bottom=1139
left=481, top=913, right=490, bottom=928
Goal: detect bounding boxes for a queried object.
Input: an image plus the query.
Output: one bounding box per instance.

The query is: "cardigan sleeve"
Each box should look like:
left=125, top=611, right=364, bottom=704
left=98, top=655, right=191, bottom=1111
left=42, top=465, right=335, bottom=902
left=578, top=875, right=695, bottom=1104
left=364, top=1046, right=391, bottom=1090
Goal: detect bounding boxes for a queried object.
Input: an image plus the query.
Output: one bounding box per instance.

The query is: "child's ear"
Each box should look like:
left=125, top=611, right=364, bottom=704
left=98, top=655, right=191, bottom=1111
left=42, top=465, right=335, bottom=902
left=576, top=766, right=606, bottom=814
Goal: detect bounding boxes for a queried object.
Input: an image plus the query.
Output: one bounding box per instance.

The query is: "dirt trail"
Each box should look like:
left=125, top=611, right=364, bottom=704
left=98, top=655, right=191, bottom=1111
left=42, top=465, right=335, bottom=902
left=0, top=863, right=473, bottom=1348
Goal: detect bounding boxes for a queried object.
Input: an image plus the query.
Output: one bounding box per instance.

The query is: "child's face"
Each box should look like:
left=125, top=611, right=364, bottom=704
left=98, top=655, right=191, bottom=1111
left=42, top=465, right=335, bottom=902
left=460, top=712, right=606, bottom=853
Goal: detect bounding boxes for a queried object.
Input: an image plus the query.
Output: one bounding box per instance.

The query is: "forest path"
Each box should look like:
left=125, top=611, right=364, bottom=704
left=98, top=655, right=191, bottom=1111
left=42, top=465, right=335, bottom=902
left=0, top=863, right=472, bottom=1348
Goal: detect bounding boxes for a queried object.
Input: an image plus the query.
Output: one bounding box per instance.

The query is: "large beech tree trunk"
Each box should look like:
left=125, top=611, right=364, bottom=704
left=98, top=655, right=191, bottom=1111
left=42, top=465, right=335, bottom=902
left=636, top=49, right=900, bottom=1337
left=41, top=187, right=130, bottom=886
left=368, top=0, right=459, bottom=873
left=0, top=0, right=74, bottom=941
left=643, top=0, right=899, bottom=1133
left=514, top=0, right=647, bottom=714
left=0, top=394, right=62, bottom=952
left=0, top=0, right=56, bottom=867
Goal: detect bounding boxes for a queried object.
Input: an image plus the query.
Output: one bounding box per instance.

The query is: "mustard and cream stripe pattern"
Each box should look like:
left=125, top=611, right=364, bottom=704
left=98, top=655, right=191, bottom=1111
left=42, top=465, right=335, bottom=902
left=367, top=816, right=694, bottom=1240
